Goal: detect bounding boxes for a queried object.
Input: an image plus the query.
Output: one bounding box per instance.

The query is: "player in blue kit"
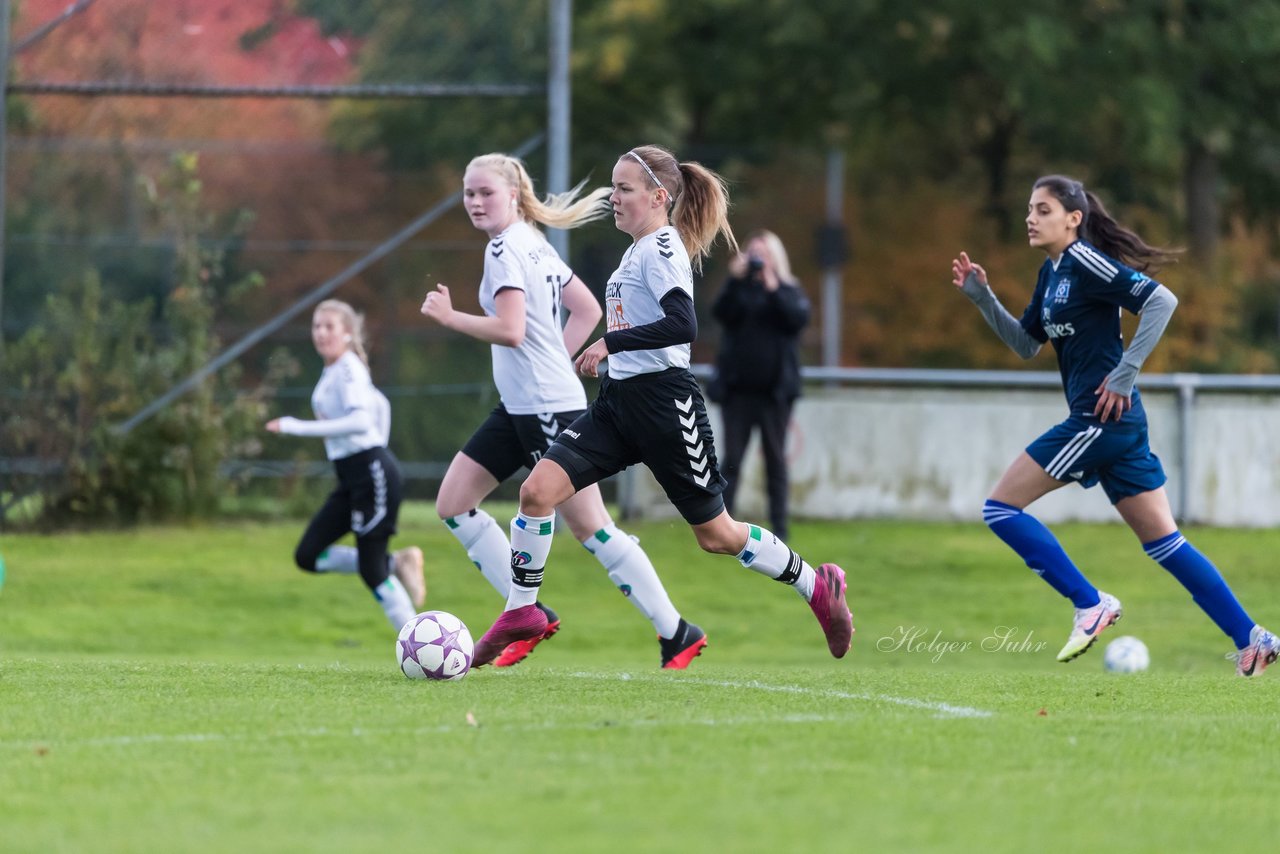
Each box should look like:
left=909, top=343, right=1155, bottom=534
left=469, top=144, right=853, bottom=668
left=952, top=174, right=1278, bottom=676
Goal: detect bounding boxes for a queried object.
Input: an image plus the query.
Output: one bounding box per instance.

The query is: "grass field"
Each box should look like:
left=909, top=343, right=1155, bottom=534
left=3, top=503, right=1278, bottom=852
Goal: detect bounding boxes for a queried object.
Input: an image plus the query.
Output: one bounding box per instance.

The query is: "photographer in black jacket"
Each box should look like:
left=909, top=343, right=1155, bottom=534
left=710, top=230, right=811, bottom=540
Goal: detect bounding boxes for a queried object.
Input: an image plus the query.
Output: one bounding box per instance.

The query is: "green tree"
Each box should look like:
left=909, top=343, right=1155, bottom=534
left=288, top=0, right=1280, bottom=372
left=1, top=154, right=276, bottom=527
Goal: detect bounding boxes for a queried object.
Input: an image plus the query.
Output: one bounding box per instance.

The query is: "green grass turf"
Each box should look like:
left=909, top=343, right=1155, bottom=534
left=2, top=505, right=1278, bottom=852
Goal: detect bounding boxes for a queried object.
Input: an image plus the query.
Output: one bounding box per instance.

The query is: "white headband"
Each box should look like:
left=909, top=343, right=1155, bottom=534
left=626, top=150, right=667, bottom=194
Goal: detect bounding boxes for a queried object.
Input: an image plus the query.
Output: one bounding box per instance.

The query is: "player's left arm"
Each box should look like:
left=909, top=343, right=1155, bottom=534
left=1095, top=280, right=1178, bottom=421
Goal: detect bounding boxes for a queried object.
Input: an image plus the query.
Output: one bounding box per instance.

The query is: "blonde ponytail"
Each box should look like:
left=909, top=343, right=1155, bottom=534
left=623, top=145, right=737, bottom=272
left=466, top=153, right=611, bottom=232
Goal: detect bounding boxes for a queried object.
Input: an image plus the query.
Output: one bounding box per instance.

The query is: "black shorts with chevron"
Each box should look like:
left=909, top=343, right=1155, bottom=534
left=544, top=366, right=727, bottom=525
left=462, top=404, right=585, bottom=482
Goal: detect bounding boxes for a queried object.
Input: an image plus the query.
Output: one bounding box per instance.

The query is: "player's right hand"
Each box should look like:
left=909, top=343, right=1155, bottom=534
left=574, top=338, right=609, bottom=378
left=420, top=284, right=454, bottom=326
left=951, top=251, right=988, bottom=289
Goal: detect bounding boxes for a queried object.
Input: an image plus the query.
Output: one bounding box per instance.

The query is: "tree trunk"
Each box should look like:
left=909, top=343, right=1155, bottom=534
left=1184, top=141, right=1219, bottom=267
left=979, top=113, right=1017, bottom=239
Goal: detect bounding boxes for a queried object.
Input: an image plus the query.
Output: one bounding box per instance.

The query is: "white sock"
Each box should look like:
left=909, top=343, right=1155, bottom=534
left=315, top=546, right=359, bottom=573
left=507, top=512, right=556, bottom=610
left=373, top=575, right=416, bottom=630
left=582, top=525, right=681, bottom=638
left=737, top=524, right=816, bottom=601
left=443, top=509, right=512, bottom=598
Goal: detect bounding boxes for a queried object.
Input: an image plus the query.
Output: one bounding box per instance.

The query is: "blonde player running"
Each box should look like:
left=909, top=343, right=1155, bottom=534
left=266, top=300, right=426, bottom=632
left=420, top=153, right=705, bottom=668
left=471, top=145, right=853, bottom=667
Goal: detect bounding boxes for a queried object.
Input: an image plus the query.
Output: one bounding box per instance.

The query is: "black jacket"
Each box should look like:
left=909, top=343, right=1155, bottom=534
left=710, top=274, right=811, bottom=403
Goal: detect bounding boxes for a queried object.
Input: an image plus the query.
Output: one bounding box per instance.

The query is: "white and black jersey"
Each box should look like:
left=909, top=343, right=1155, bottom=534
left=481, top=220, right=587, bottom=414
left=276, top=350, right=386, bottom=460
left=602, top=225, right=694, bottom=380
left=542, top=226, right=726, bottom=525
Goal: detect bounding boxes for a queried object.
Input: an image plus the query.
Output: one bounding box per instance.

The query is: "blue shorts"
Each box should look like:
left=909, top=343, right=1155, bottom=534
left=1025, top=416, right=1167, bottom=504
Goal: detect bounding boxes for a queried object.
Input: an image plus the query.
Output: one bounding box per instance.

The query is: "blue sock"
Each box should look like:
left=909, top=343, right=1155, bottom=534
left=1144, top=532, right=1254, bottom=648
left=983, top=500, right=1100, bottom=608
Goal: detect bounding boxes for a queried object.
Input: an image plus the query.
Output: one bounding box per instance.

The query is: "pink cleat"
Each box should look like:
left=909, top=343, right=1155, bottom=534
left=809, top=563, right=854, bottom=658
left=494, top=603, right=561, bottom=668
left=473, top=604, right=549, bottom=668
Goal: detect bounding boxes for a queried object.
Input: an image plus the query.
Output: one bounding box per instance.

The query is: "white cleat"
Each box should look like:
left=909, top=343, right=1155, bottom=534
left=1234, top=625, right=1280, bottom=677
left=1057, top=591, right=1122, bottom=662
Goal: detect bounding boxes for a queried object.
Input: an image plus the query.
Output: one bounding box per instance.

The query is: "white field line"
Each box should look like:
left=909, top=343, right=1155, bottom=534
left=2, top=713, right=866, bottom=751
left=565, top=671, right=994, bottom=719
left=1, top=673, right=992, bottom=751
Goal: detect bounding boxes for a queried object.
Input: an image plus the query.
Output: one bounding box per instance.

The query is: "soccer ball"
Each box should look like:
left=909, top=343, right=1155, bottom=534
left=1103, top=635, right=1150, bottom=673
left=396, top=611, right=474, bottom=681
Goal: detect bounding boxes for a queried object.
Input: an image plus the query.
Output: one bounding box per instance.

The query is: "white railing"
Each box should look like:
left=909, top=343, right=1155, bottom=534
left=616, top=366, right=1280, bottom=527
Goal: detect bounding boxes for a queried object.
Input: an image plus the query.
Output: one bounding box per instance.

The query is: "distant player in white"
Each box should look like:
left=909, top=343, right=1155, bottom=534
left=420, top=153, right=701, bottom=668
left=266, top=299, right=425, bottom=632
left=471, top=145, right=853, bottom=667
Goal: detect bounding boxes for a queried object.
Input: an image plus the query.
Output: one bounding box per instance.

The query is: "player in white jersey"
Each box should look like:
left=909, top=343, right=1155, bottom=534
left=419, top=153, right=704, bottom=668
left=266, top=299, right=426, bottom=632
left=471, top=145, right=854, bottom=667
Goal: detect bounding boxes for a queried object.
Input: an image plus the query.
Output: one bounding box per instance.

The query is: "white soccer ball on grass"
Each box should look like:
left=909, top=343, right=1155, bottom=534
left=397, top=610, right=474, bottom=681
left=1103, top=635, right=1150, bottom=673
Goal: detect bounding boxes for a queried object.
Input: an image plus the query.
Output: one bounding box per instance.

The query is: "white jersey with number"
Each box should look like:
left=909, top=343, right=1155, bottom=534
left=480, top=220, right=587, bottom=414
left=603, top=225, right=693, bottom=380
left=277, top=350, right=387, bottom=460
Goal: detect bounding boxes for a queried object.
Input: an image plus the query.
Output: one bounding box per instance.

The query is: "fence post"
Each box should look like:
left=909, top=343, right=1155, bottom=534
left=1175, top=373, right=1197, bottom=524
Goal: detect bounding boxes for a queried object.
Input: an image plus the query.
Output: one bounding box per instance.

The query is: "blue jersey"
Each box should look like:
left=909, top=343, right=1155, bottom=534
left=1019, top=239, right=1160, bottom=429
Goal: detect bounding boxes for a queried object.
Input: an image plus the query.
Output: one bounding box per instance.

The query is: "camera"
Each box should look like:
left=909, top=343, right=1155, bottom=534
left=747, top=256, right=765, bottom=273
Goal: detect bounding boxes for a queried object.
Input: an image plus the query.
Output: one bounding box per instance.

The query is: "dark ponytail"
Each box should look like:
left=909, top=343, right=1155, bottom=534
left=1034, top=175, right=1180, bottom=272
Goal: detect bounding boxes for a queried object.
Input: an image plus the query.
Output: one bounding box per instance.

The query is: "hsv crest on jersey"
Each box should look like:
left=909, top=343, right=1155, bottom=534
left=1053, top=277, right=1073, bottom=304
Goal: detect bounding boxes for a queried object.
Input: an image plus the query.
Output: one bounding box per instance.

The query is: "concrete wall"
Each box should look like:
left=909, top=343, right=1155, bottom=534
left=620, top=385, right=1280, bottom=527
